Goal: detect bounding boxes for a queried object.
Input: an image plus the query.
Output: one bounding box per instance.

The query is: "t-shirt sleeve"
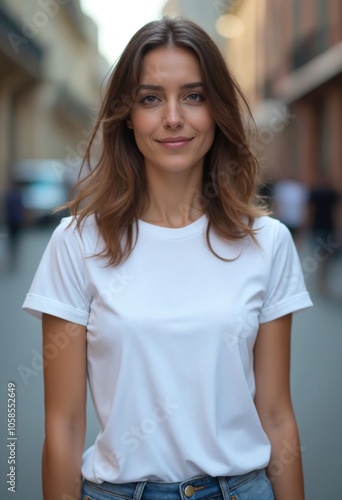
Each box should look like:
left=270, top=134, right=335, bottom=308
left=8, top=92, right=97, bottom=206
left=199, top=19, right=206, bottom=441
left=22, top=217, right=90, bottom=326
left=259, top=221, right=313, bottom=323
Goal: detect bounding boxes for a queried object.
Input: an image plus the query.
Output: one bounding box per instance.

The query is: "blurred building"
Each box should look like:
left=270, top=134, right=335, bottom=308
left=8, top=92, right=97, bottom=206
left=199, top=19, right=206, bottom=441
left=0, top=0, right=109, bottom=221
left=161, top=0, right=342, bottom=195
left=258, top=0, right=342, bottom=192
left=163, top=0, right=227, bottom=51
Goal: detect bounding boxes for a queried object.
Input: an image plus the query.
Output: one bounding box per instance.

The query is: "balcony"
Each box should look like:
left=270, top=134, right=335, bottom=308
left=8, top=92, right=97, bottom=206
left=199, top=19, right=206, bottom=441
left=292, top=28, right=329, bottom=71
left=275, top=40, right=342, bottom=104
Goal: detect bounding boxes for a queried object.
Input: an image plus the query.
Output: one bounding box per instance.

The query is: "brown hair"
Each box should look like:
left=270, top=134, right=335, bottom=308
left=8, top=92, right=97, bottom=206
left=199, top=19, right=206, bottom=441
left=67, top=16, right=267, bottom=265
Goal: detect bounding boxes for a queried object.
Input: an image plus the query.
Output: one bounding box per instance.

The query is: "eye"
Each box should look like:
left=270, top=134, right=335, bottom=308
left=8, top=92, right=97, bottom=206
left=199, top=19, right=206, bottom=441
left=186, top=93, right=204, bottom=102
left=140, top=95, right=159, bottom=104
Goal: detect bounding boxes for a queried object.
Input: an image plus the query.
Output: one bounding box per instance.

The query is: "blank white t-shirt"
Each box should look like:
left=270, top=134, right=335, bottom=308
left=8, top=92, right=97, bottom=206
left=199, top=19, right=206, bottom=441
left=23, top=214, right=312, bottom=483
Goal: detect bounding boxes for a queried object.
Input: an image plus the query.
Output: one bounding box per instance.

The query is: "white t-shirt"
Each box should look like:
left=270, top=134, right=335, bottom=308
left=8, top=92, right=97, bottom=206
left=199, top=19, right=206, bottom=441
left=23, top=214, right=312, bottom=483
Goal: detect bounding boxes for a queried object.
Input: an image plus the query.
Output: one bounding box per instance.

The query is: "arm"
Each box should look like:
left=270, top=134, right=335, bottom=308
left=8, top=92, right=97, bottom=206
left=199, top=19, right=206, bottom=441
left=42, top=314, right=87, bottom=500
left=254, top=314, right=305, bottom=500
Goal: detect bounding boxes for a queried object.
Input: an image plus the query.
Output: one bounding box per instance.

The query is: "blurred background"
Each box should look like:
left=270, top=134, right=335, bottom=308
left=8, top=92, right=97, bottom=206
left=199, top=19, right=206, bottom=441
left=0, top=0, right=341, bottom=498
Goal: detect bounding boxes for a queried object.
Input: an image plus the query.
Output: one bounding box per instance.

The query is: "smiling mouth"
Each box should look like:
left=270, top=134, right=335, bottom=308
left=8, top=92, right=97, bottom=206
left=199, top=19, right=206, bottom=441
left=157, top=137, right=193, bottom=149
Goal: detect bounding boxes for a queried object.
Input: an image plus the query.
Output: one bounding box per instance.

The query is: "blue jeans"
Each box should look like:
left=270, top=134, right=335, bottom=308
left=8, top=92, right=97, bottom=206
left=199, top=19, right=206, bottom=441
left=82, top=468, right=274, bottom=499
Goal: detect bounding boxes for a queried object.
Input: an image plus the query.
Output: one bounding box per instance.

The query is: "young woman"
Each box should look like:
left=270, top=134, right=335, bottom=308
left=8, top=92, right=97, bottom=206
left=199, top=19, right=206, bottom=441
left=23, top=17, right=312, bottom=500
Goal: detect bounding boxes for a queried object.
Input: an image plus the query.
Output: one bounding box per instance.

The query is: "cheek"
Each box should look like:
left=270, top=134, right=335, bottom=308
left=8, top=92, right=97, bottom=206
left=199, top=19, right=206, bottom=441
left=196, top=109, right=215, bottom=135
left=131, top=119, right=156, bottom=155
left=205, top=120, right=216, bottom=137
left=130, top=110, right=159, bottom=135
left=133, top=133, right=149, bottom=157
left=203, top=117, right=216, bottom=146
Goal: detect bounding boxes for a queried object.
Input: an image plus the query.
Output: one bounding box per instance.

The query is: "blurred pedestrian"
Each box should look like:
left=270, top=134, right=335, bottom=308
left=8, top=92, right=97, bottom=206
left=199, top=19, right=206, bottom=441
left=4, top=179, right=24, bottom=269
left=272, top=176, right=309, bottom=244
left=23, top=17, right=312, bottom=500
left=308, top=179, right=341, bottom=295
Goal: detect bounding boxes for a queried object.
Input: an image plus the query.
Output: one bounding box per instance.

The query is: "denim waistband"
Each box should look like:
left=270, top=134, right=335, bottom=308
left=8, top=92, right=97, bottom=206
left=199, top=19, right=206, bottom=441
left=83, top=468, right=265, bottom=500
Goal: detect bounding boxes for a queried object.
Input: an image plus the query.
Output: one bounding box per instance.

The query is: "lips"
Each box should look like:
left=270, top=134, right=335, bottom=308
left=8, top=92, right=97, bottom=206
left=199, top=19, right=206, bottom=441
left=157, top=136, right=193, bottom=149
left=158, top=136, right=193, bottom=143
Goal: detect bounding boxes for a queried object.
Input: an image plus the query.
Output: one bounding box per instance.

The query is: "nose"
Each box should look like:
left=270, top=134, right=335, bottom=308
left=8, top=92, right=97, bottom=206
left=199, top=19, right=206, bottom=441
left=163, top=100, right=184, bottom=129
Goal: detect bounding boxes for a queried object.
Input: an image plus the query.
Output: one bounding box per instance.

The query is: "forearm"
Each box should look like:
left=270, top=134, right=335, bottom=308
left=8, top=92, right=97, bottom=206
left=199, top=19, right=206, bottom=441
left=42, top=428, right=85, bottom=500
left=266, top=418, right=305, bottom=500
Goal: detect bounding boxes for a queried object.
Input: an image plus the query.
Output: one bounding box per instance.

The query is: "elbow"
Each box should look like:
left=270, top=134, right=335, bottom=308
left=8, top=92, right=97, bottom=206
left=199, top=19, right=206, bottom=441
left=44, top=414, right=86, bottom=451
left=257, top=399, right=299, bottom=436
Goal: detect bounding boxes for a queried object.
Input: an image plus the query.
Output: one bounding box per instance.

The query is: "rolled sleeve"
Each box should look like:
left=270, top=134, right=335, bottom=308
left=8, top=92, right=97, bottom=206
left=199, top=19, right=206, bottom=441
left=259, top=221, right=313, bottom=323
left=22, top=217, right=91, bottom=325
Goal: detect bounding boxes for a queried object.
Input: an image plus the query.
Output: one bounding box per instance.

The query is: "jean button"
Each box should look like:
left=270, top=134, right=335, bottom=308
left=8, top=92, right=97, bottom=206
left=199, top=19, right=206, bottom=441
left=184, top=485, right=195, bottom=497
left=231, top=496, right=237, bottom=500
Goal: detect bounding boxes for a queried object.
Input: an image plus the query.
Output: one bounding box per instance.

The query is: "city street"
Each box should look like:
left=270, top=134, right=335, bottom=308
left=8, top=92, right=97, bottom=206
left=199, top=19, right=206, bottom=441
left=0, top=224, right=341, bottom=499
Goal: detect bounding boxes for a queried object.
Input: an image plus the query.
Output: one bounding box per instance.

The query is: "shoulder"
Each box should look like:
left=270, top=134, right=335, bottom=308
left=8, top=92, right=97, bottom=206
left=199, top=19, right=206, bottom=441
left=49, top=214, right=100, bottom=253
left=253, top=215, right=290, bottom=240
left=56, top=214, right=97, bottom=233
left=251, top=216, right=294, bottom=255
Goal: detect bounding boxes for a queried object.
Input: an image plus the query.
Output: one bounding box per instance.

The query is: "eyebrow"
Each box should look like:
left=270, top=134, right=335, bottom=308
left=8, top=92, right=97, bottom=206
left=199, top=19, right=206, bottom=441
left=136, top=82, right=204, bottom=92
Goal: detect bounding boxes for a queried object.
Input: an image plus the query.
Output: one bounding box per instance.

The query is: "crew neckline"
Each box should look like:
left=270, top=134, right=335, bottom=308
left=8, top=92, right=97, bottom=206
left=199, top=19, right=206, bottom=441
left=138, top=214, right=207, bottom=239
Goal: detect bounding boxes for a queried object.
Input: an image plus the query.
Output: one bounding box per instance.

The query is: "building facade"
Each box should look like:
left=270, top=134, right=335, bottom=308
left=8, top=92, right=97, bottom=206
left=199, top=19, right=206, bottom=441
left=0, top=0, right=108, bottom=217
left=262, top=0, right=342, bottom=190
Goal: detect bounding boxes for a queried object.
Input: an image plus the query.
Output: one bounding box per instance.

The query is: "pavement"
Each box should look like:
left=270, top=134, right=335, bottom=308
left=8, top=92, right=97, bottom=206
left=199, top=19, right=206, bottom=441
left=0, top=225, right=341, bottom=499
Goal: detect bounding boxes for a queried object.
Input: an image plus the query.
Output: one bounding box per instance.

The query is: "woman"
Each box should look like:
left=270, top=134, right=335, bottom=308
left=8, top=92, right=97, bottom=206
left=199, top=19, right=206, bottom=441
left=23, top=17, right=312, bottom=500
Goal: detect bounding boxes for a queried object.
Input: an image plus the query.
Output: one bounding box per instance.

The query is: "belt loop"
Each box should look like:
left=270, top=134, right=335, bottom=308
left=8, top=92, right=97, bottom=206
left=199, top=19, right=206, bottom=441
left=133, top=481, right=147, bottom=500
left=218, top=476, right=230, bottom=500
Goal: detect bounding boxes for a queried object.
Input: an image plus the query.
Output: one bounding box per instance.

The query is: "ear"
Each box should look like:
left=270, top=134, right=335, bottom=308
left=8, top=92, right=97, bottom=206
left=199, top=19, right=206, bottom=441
left=126, top=117, right=133, bottom=129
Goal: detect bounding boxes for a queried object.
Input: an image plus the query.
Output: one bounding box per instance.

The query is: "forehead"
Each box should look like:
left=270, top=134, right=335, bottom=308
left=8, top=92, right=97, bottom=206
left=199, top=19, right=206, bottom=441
left=139, top=47, right=202, bottom=84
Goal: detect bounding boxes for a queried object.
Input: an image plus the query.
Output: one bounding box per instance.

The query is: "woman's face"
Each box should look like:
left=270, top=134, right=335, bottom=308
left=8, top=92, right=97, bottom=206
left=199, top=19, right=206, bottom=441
left=128, top=47, right=216, bottom=178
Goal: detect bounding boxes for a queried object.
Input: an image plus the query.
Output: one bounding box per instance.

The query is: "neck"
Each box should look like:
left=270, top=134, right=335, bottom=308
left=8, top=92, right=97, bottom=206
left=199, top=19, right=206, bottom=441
left=141, top=169, right=205, bottom=228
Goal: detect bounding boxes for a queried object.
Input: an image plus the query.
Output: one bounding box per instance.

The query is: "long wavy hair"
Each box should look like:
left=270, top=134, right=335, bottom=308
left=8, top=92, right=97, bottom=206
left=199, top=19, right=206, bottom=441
left=67, top=16, right=267, bottom=265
